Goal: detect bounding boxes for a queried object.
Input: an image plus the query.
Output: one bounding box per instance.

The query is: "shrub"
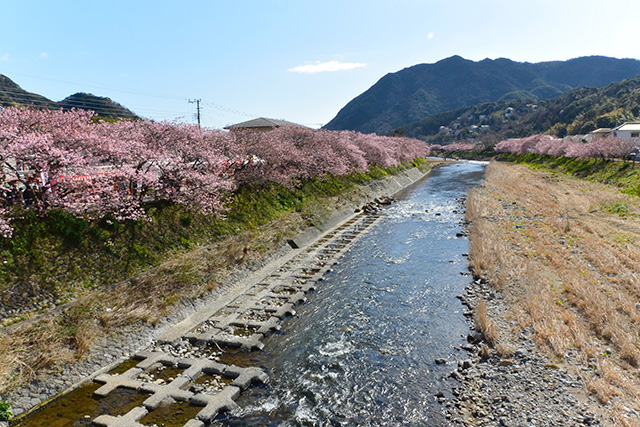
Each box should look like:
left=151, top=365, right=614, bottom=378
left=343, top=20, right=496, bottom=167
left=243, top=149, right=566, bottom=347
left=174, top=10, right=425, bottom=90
left=0, top=401, right=12, bottom=421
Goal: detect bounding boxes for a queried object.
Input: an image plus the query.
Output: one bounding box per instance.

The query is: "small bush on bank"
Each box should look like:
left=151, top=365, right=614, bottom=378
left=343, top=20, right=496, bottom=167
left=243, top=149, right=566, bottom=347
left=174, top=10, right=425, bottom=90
left=0, top=401, right=12, bottom=421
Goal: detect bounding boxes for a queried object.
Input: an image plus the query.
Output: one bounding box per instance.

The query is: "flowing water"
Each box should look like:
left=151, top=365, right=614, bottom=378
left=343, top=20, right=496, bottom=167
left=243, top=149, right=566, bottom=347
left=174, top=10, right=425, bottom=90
left=13, top=162, right=485, bottom=427
left=213, top=162, right=486, bottom=426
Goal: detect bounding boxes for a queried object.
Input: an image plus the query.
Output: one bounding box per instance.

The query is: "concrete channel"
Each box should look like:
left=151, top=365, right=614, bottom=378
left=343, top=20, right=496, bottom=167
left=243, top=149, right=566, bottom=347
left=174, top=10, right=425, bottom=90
left=7, top=166, right=434, bottom=427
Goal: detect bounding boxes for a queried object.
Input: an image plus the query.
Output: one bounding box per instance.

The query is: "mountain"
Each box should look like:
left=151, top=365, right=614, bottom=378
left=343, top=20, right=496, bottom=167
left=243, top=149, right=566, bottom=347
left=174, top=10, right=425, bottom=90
left=0, top=74, right=137, bottom=119
left=57, top=93, right=137, bottom=119
left=0, top=74, right=57, bottom=109
left=403, top=75, right=640, bottom=143
left=323, top=55, right=640, bottom=135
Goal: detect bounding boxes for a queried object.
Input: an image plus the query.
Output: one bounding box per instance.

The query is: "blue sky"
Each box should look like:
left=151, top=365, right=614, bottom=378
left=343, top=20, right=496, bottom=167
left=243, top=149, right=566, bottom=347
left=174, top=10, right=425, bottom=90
left=2, top=0, right=639, bottom=129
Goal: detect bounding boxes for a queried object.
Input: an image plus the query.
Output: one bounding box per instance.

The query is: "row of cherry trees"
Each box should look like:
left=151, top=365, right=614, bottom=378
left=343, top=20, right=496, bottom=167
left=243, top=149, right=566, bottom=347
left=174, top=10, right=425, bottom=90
left=430, top=142, right=480, bottom=152
left=430, top=135, right=638, bottom=160
left=0, top=107, right=429, bottom=238
left=494, top=134, right=637, bottom=159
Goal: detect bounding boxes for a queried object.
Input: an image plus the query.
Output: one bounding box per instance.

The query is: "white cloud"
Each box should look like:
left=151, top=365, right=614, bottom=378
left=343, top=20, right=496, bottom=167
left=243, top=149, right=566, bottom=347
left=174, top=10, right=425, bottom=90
left=40, top=52, right=49, bottom=59
left=288, top=60, right=366, bottom=74
left=1, top=53, right=9, bottom=61
left=428, top=32, right=434, bottom=40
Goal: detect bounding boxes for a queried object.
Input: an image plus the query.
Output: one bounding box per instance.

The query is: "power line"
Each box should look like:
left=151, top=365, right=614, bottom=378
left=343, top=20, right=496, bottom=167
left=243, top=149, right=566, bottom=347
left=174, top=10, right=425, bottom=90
left=1, top=71, right=185, bottom=101
left=203, top=101, right=259, bottom=119
left=0, top=85, right=257, bottom=125
left=1, top=72, right=273, bottom=126
left=0, top=87, right=193, bottom=118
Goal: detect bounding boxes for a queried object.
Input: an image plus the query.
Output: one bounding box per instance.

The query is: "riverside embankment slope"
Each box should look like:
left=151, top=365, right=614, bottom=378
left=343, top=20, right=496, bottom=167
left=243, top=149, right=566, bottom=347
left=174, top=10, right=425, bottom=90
left=460, top=160, right=640, bottom=426
left=3, top=163, right=438, bottom=423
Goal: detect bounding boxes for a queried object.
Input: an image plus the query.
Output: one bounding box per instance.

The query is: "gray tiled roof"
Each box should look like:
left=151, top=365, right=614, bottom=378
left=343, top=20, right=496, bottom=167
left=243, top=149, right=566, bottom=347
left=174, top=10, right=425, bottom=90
left=224, top=117, right=306, bottom=129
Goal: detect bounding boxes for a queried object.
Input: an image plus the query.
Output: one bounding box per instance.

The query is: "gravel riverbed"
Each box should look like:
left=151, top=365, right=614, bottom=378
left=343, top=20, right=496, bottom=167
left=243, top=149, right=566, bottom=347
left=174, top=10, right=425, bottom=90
left=442, top=279, right=605, bottom=426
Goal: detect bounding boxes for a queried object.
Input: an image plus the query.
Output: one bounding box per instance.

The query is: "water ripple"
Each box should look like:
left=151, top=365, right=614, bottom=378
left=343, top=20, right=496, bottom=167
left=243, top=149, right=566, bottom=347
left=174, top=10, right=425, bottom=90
left=212, top=163, right=486, bottom=427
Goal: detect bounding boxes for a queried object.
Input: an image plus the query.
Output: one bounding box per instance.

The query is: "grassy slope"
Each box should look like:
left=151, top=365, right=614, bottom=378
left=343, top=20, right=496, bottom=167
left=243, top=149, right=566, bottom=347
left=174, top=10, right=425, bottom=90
left=496, top=153, right=640, bottom=196
left=0, top=160, right=430, bottom=395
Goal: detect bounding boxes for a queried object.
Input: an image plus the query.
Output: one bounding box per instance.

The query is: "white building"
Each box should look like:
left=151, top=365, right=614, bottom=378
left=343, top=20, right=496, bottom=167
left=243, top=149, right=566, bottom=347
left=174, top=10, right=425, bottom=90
left=588, top=128, right=613, bottom=139
left=613, top=122, right=640, bottom=140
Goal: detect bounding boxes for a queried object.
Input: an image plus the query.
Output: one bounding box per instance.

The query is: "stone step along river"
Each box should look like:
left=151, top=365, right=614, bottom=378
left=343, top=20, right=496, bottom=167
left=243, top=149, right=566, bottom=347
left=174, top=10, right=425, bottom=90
left=12, top=161, right=486, bottom=427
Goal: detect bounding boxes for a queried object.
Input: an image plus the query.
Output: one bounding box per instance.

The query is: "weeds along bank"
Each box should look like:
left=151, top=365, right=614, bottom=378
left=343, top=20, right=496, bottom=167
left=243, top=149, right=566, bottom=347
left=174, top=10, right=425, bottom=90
left=466, top=159, right=640, bottom=424
left=496, top=152, right=640, bottom=197
left=0, top=107, right=431, bottom=397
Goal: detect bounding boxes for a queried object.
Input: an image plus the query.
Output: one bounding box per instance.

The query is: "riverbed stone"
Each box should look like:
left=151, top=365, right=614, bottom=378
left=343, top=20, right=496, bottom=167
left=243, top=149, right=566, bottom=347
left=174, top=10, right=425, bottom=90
left=449, top=275, right=608, bottom=426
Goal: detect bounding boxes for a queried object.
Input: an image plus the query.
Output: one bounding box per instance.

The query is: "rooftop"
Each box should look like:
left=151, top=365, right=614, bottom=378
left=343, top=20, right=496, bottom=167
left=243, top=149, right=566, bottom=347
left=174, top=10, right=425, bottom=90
left=615, top=122, right=640, bottom=132
left=224, top=117, right=307, bottom=130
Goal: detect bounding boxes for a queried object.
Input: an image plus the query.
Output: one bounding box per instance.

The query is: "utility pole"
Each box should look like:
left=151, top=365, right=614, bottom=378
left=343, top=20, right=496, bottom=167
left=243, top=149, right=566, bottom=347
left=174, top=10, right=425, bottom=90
left=189, top=99, right=201, bottom=128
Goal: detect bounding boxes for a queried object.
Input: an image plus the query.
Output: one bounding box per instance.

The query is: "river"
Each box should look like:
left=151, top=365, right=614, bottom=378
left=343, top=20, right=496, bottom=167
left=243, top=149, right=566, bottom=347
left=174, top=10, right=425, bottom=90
left=12, top=162, right=486, bottom=427
left=213, top=162, right=487, bottom=426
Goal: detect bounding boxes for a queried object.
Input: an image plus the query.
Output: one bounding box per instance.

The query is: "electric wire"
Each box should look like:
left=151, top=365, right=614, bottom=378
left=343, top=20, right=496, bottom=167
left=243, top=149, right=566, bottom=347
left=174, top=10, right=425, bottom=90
left=0, top=82, right=260, bottom=125
left=1, top=73, right=318, bottom=128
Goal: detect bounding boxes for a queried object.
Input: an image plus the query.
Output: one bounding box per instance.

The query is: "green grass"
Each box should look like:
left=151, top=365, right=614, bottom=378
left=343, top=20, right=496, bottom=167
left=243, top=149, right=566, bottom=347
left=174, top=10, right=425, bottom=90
left=0, top=401, right=12, bottom=421
left=495, top=153, right=640, bottom=196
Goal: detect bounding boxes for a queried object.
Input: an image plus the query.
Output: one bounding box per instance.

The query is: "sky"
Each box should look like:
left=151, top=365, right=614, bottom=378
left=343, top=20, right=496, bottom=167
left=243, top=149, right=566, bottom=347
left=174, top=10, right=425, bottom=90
left=1, top=0, right=639, bottom=129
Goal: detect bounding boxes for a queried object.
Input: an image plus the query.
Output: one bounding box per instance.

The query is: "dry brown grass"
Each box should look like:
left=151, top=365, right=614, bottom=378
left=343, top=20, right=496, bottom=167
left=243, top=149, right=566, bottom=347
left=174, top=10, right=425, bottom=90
left=0, top=208, right=308, bottom=394
left=474, top=298, right=497, bottom=346
left=467, top=160, right=640, bottom=422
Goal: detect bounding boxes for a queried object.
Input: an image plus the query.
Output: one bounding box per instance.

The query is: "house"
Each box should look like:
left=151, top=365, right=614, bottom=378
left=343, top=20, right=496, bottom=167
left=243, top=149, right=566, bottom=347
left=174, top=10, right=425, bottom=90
left=588, top=128, right=613, bottom=139
left=612, top=122, right=640, bottom=141
left=224, top=117, right=308, bottom=133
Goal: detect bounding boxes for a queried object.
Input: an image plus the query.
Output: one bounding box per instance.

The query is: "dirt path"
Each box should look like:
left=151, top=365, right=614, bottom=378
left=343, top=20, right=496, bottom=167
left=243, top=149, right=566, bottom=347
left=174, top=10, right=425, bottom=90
left=461, top=160, right=640, bottom=426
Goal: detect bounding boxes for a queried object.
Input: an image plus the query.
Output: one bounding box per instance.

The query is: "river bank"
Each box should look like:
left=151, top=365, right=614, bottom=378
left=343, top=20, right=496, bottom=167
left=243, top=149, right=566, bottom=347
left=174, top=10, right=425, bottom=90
left=1, top=162, right=441, bottom=422
left=460, top=160, right=640, bottom=426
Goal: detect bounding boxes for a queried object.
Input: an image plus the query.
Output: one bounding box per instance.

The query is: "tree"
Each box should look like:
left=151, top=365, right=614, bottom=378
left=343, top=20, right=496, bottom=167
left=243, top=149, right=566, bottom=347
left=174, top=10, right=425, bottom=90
left=1, top=107, right=430, bottom=238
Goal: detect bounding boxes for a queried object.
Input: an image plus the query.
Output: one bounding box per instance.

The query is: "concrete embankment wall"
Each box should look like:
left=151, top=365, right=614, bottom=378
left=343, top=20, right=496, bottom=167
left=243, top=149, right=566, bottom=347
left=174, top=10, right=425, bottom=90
left=288, top=167, right=427, bottom=248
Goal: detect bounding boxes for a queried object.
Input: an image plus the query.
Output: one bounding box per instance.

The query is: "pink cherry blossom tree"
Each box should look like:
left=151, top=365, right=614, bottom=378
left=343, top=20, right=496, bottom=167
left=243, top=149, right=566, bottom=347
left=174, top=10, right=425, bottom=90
left=0, top=107, right=102, bottom=215
left=532, top=136, right=574, bottom=157
left=440, top=142, right=479, bottom=152
left=565, top=136, right=636, bottom=160
left=94, top=119, right=235, bottom=219
left=1, top=107, right=429, bottom=238
left=0, top=209, right=11, bottom=238
left=494, top=133, right=636, bottom=161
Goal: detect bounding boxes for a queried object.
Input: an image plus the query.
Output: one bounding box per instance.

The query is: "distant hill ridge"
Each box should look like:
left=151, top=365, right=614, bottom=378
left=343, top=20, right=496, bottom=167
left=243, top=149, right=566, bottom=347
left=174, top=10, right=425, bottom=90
left=0, top=74, right=137, bottom=119
left=324, top=55, right=640, bottom=135
left=404, top=75, right=640, bottom=143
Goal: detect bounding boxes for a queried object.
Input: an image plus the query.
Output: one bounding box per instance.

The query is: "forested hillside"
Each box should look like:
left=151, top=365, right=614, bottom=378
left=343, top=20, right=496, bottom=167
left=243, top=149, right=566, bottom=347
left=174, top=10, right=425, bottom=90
left=404, top=76, right=640, bottom=143
left=324, top=55, right=640, bottom=135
